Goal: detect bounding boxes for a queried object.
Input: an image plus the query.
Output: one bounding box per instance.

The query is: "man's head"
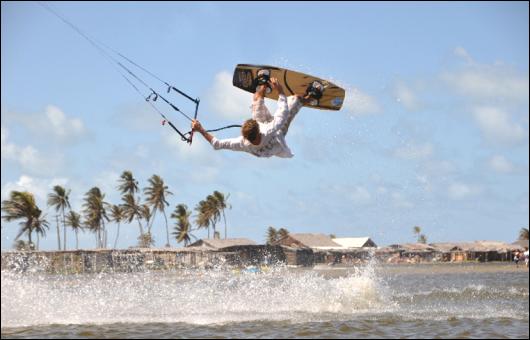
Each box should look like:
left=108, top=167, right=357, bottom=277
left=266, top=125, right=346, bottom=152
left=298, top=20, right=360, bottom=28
left=242, top=119, right=260, bottom=144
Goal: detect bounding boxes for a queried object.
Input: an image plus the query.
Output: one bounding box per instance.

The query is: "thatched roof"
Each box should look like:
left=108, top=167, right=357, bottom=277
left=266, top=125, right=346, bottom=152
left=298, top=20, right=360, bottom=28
left=187, top=238, right=257, bottom=250
left=283, top=233, right=342, bottom=249
left=430, top=241, right=517, bottom=252
left=429, top=242, right=464, bottom=252
left=388, top=243, right=436, bottom=252
left=511, top=239, right=529, bottom=249
left=466, top=241, right=514, bottom=252
left=332, top=237, right=377, bottom=248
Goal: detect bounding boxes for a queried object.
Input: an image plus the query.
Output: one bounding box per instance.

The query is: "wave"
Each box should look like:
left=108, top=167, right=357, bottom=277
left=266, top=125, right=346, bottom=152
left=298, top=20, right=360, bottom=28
left=1, top=265, right=393, bottom=328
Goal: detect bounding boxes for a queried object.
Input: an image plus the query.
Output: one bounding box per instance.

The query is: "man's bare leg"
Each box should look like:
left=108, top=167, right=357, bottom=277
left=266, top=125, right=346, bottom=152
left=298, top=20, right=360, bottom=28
left=254, top=84, right=268, bottom=101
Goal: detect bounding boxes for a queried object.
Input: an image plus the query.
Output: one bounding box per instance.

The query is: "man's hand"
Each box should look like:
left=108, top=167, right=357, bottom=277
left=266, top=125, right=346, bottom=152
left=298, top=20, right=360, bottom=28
left=191, top=119, right=214, bottom=144
left=191, top=119, right=204, bottom=133
left=269, top=77, right=284, bottom=95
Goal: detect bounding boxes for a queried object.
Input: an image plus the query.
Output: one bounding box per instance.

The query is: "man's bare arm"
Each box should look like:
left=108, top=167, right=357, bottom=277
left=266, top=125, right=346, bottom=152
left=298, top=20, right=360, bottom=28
left=191, top=120, right=213, bottom=144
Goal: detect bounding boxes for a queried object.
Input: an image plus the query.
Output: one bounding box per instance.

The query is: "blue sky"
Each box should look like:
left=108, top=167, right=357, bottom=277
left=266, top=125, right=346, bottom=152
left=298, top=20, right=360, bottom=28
left=1, top=1, right=528, bottom=250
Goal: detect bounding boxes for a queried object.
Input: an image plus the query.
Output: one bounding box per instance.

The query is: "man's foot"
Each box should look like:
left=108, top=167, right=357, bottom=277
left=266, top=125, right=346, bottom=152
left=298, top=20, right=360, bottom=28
left=304, top=80, right=324, bottom=105
left=295, top=94, right=313, bottom=105
left=255, top=69, right=271, bottom=94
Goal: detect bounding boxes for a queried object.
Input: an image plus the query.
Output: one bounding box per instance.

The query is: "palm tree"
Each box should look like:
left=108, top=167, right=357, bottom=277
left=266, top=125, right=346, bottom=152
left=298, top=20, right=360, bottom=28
left=144, top=175, right=173, bottom=247
left=413, top=226, right=421, bottom=240
left=122, top=193, right=145, bottom=236
left=418, top=234, right=427, bottom=244
left=65, top=211, right=83, bottom=249
left=519, top=227, right=529, bottom=240
left=109, top=205, right=125, bottom=249
left=82, top=187, right=109, bottom=249
left=212, top=191, right=230, bottom=239
left=137, top=231, right=155, bottom=248
left=278, top=228, right=289, bottom=240
left=47, top=185, right=71, bottom=250
left=266, top=226, right=278, bottom=245
left=14, top=240, right=31, bottom=251
left=140, top=204, right=154, bottom=247
left=171, top=204, right=196, bottom=246
left=118, top=171, right=149, bottom=245
left=2, top=191, right=49, bottom=249
left=117, top=170, right=139, bottom=196
left=206, top=194, right=221, bottom=238
left=195, top=199, right=212, bottom=239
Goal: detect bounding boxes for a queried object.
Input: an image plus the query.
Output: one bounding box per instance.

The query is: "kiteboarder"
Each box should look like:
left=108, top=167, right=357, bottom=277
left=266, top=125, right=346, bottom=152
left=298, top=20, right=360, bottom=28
left=191, top=77, right=318, bottom=158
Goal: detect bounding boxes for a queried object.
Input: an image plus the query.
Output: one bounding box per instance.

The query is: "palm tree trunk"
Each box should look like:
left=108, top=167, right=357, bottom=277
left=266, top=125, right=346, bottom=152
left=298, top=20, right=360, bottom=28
left=137, top=216, right=144, bottom=235
left=222, top=210, right=227, bottom=239
left=37, top=232, right=40, bottom=250
left=101, top=220, right=107, bottom=248
left=62, top=208, right=67, bottom=251
left=76, top=229, right=79, bottom=249
left=149, top=207, right=157, bottom=234
left=163, top=211, right=170, bottom=247
left=114, top=222, right=120, bottom=249
left=28, top=229, right=33, bottom=248
left=56, top=215, right=61, bottom=250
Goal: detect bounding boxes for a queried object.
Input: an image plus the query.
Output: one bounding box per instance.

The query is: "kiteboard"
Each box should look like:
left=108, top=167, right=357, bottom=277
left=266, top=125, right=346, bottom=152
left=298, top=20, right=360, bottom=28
left=232, top=64, right=345, bottom=111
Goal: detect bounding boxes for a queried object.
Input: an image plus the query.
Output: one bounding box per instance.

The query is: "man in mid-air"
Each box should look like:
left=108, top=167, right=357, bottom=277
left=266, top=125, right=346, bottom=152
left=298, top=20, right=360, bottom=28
left=191, top=76, right=321, bottom=158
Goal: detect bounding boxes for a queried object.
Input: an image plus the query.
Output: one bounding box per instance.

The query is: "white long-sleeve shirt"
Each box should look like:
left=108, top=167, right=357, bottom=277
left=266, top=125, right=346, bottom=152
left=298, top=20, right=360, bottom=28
left=210, top=94, right=295, bottom=158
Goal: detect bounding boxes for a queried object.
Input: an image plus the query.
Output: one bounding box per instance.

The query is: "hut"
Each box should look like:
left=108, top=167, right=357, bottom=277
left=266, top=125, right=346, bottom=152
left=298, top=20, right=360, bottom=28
left=430, top=241, right=519, bottom=262
left=331, top=237, right=377, bottom=263
left=385, top=243, right=436, bottom=262
left=274, top=233, right=378, bottom=265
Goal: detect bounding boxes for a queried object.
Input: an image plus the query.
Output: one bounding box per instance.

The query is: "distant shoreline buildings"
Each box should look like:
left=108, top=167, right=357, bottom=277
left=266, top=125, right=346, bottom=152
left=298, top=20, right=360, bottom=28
left=2, top=233, right=528, bottom=273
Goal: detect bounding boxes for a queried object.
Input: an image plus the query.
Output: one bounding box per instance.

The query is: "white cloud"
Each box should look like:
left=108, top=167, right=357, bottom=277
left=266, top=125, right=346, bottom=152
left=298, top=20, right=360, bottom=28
left=393, top=81, right=420, bottom=111
left=1, top=175, right=69, bottom=205
left=3, top=105, right=87, bottom=144
left=1, top=126, right=16, bottom=158
left=488, top=155, right=514, bottom=173
left=453, top=46, right=474, bottom=64
left=472, top=106, right=526, bottom=145
left=447, top=182, right=481, bottom=200
left=207, top=71, right=253, bottom=120
left=1, top=126, right=63, bottom=175
left=162, top=128, right=221, bottom=169
left=45, top=105, right=85, bottom=139
left=394, top=142, right=433, bottom=160
left=441, top=60, right=529, bottom=102
left=91, top=170, right=121, bottom=200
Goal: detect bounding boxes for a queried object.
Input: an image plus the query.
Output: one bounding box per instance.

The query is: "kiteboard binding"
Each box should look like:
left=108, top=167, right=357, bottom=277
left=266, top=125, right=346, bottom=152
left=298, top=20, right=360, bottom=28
left=305, top=80, right=325, bottom=105
left=254, top=69, right=272, bottom=94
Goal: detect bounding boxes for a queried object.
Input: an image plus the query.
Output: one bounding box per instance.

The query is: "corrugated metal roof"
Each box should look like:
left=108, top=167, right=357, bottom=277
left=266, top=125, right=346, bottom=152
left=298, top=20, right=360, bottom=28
left=332, top=237, right=377, bottom=248
left=187, top=238, right=257, bottom=250
left=287, top=233, right=342, bottom=248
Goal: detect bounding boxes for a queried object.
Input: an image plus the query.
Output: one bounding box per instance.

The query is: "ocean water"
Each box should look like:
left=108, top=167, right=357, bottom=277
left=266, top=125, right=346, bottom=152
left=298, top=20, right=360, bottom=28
left=1, top=262, right=528, bottom=339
